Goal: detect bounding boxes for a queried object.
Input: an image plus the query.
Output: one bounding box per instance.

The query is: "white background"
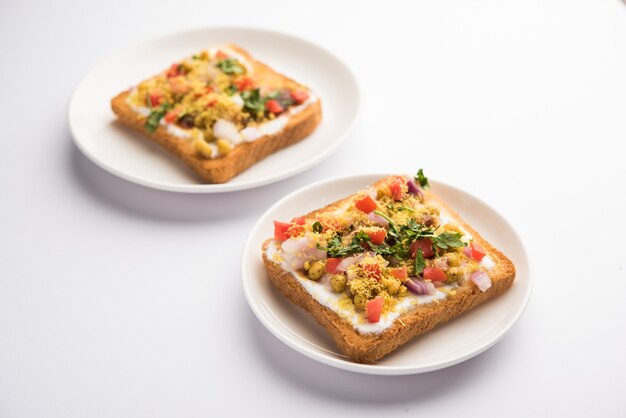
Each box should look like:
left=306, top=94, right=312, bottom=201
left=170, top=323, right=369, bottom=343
left=1, top=0, right=625, bottom=416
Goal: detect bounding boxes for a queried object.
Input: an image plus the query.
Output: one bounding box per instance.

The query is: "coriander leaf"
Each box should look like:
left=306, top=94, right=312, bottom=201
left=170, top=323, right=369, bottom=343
left=373, top=210, right=398, bottom=235
left=144, top=103, right=171, bottom=133
left=241, top=89, right=265, bottom=115
left=217, top=58, right=245, bottom=75
left=225, top=85, right=239, bottom=96
left=312, top=222, right=323, bottom=233
left=415, top=169, right=430, bottom=189
left=432, top=231, right=466, bottom=250
left=414, top=248, right=425, bottom=275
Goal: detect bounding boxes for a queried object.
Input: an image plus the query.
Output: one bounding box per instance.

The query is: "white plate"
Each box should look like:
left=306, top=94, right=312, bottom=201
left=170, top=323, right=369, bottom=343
left=242, top=174, right=532, bottom=375
left=68, top=27, right=360, bottom=193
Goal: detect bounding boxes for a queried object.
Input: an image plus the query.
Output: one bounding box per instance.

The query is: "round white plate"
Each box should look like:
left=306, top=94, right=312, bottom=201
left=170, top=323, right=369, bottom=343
left=242, top=174, right=532, bottom=375
left=68, top=27, right=359, bottom=193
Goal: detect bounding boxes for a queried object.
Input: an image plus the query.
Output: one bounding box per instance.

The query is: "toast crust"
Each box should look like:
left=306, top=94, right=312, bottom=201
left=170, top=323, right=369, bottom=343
left=110, top=44, right=322, bottom=184
left=262, top=177, right=515, bottom=364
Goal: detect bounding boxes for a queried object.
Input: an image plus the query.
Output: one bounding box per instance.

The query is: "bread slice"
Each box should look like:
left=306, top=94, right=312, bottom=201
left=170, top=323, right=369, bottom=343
left=111, top=44, right=322, bottom=184
left=262, top=175, right=515, bottom=364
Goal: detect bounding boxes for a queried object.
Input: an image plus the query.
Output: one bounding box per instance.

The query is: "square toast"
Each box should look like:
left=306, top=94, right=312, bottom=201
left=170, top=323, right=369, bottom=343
left=262, top=173, right=515, bottom=363
left=111, top=44, right=322, bottom=183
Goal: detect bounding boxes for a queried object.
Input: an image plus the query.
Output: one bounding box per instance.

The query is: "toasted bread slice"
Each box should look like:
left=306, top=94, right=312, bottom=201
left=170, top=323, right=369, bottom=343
left=111, top=44, right=322, bottom=184
left=262, top=175, right=515, bottom=363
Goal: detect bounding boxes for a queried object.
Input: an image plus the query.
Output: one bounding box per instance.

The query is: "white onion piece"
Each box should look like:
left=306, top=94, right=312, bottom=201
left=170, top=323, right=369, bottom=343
left=240, top=126, right=260, bottom=142
left=213, top=119, right=243, bottom=144
left=230, top=94, right=244, bottom=108
left=471, top=271, right=492, bottom=292
left=368, top=212, right=389, bottom=226
left=425, top=280, right=437, bottom=295
left=281, top=236, right=326, bottom=270
left=463, top=246, right=473, bottom=258
left=366, top=187, right=377, bottom=200
left=337, top=255, right=363, bottom=272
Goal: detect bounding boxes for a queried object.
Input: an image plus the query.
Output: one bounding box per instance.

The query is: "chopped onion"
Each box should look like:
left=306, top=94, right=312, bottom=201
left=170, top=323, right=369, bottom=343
left=368, top=211, right=389, bottom=226
left=463, top=246, right=473, bottom=258
left=404, top=278, right=436, bottom=295
left=281, top=236, right=326, bottom=270
left=407, top=179, right=423, bottom=197
left=471, top=271, right=492, bottom=292
left=213, top=119, right=243, bottom=144
left=337, top=255, right=363, bottom=272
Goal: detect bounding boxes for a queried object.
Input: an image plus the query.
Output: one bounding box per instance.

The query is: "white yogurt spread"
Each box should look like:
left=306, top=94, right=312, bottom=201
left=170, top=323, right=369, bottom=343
left=265, top=242, right=457, bottom=335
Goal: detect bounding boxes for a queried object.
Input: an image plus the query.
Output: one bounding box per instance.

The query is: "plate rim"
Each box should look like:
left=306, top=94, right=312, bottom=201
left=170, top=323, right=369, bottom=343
left=68, top=25, right=361, bottom=194
left=242, top=173, right=533, bottom=375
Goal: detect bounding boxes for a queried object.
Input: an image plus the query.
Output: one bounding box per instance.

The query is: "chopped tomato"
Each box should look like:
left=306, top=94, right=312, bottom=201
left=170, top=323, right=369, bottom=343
left=389, top=267, right=408, bottom=280
left=410, top=238, right=434, bottom=258
left=168, top=77, right=190, bottom=94
left=149, top=91, right=163, bottom=107
left=205, top=86, right=214, bottom=93
left=389, top=179, right=405, bottom=201
left=423, top=267, right=447, bottom=282
left=290, top=90, right=310, bottom=104
left=470, top=242, right=486, bottom=261
left=166, top=63, right=185, bottom=78
left=163, top=109, right=181, bottom=124
left=265, top=99, right=284, bottom=114
left=365, top=228, right=386, bottom=245
left=292, top=216, right=305, bottom=225
left=326, top=258, right=342, bottom=274
left=366, top=297, right=384, bottom=323
left=206, top=99, right=218, bottom=108
left=273, top=219, right=304, bottom=242
left=363, top=263, right=382, bottom=281
left=273, top=221, right=292, bottom=243
left=234, top=76, right=254, bottom=91
left=215, top=50, right=229, bottom=59
left=355, top=196, right=377, bottom=213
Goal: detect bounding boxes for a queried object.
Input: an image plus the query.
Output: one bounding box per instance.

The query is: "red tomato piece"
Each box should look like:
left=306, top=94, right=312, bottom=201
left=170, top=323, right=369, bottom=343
left=206, top=100, right=218, bottom=108
left=389, top=180, right=404, bottom=201
left=365, top=228, right=386, bottom=245
left=366, top=297, right=384, bottom=323
left=290, top=90, right=310, bottom=104
left=389, top=267, right=407, bottom=280
left=423, top=267, right=447, bottom=282
left=265, top=99, right=284, bottom=114
left=410, top=239, right=434, bottom=258
left=234, top=76, right=254, bottom=91
left=470, top=242, right=486, bottom=261
left=292, top=216, right=306, bottom=225
left=166, top=63, right=184, bottom=78
left=149, top=92, right=163, bottom=107
left=355, top=196, right=377, bottom=213
left=273, top=221, right=292, bottom=243
left=326, top=258, right=342, bottom=274
left=163, top=109, right=180, bottom=124
left=215, top=50, right=229, bottom=59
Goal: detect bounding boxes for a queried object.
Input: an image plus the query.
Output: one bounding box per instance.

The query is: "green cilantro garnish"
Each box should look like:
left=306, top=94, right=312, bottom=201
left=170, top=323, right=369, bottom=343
left=144, top=103, right=171, bottom=133
left=312, top=222, right=323, bottom=233
left=217, top=58, right=245, bottom=75
left=225, top=85, right=239, bottom=96
left=414, top=249, right=425, bottom=275
left=432, top=231, right=465, bottom=251
left=241, top=89, right=266, bottom=115
left=373, top=210, right=398, bottom=235
left=415, top=169, right=429, bottom=189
